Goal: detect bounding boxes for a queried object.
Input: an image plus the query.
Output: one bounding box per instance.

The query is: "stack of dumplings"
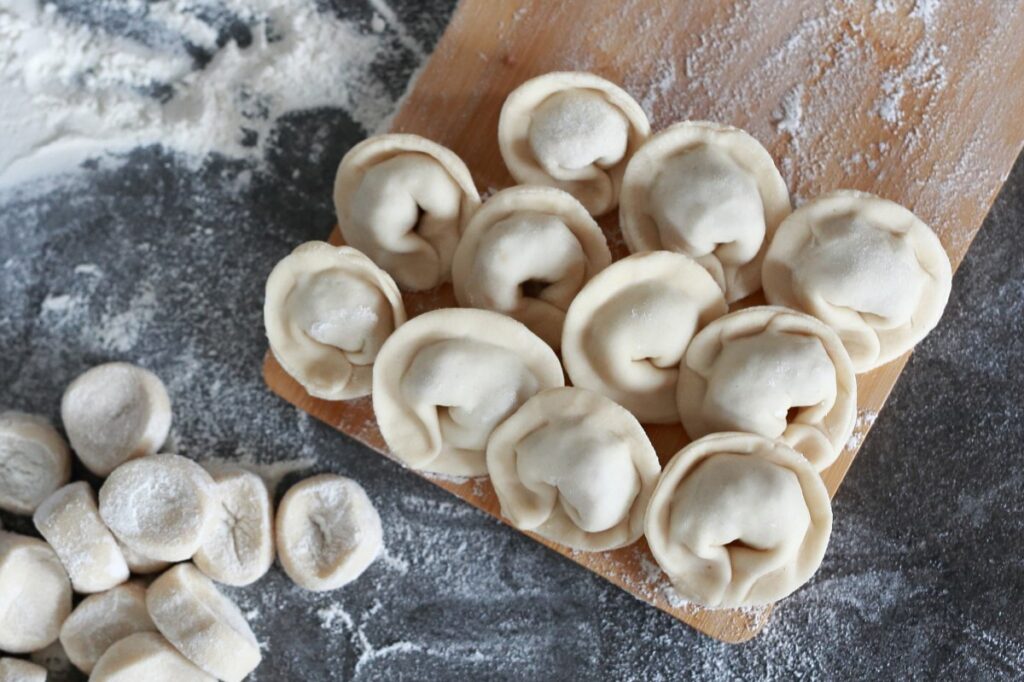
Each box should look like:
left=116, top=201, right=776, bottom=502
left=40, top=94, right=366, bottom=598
left=265, top=70, right=954, bottom=610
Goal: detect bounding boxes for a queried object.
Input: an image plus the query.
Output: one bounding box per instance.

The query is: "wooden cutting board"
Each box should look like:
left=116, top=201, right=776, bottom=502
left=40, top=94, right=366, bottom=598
left=264, top=0, right=1024, bottom=642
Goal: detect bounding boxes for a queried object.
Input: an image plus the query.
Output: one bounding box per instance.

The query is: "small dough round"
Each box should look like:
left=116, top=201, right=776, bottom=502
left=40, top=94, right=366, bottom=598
left=61, top=362, right=171, bottom=477
left=99, top=454, right=216, bottom=562
left=678, top=306, right=857, bottom=471
left=89, top=632, right=214, bottom=682
left=0, top=531, right=72, bottom=653
left=561, top=251, right=727, bottom=424
left=0, top=410, right=71, bottom=515
left=0, top=658, right=47, bottom=682
left=264, top=241, right=406, bottom=400
left=499, top=72, right=650, bottom=215
left=146, top=563, right=260, bottom=682
left=645, top=433, right=832, bottom=607
left=620, top=121, right=791, bottom=302
left=763, top=190, right=953, bottom=372
left=452, top=186, right=612, bottom=348
left=487, top=387, right=661, bottom=550
left=333, top=133, right=480, bottom=291
left=193, top=468, right=275, bottom=586
left=276, top=474, right=383, bottom=591
left=373, top=308, right=566, bottom=475
left=59, top=582, right=156, bottom=674
left=33, top=481, right=130, bottom=593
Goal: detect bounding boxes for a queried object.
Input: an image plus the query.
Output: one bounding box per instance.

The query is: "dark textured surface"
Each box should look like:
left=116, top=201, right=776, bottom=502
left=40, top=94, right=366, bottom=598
left=2, top=1, right=1024, bottom=680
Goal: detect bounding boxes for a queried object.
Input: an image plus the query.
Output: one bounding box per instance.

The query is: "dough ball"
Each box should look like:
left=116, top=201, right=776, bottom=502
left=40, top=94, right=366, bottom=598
left=0, top=658, right=46, bottom=682
left=0, top=410, right=71, bottom=515
left=59, top=582, right=155, bottom=674
left=276, top=474, right=383, bottom=591
left=33, top=481, right=129, bottom=593
left=89, top=632, right=214, bottom=682
left=61, top=363, right=171, bottom=477
left=0, top=531, right=72, bottom=653
left=99, top=454, right=216, bottom=562
left=146, top=563, right=260, bottom=682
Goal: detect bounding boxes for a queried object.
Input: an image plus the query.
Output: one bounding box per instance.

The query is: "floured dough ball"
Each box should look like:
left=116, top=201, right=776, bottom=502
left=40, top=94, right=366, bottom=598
left=333, top=134, right=480, bottom=291
left=146, top=563, right=261, bottom=682
left=276, top=474, right=383, bottom=591
left=561, top=251, right=727, bottom=424
left=487, top=387, right=661, bottom=551
left=763, top=190, right=953, bottom=372
left=33, top=481, right=129, bottom=593
left=645, top=433, right=832, bottom=607
left=499, top=72, right=650, bottom=215
left=99, top=454, right=216, bottom=562
left=90, top=632, right=214, bottom=682
left=61, top=362, right=171, bottom=476
left=0, top=658, right=46, bottom=682
left=373, top=308, right=565, bottom=475
left=117, top=540, right=169, bottom=575
left=59, top=582, right=155, bottom=673
left=678, top=306, right=857, bottom=471
left=620, top=121, right=791, bottom=302
left=0, top=531, right=72, bottom=652
left=264, top=241, right=406, bottom=400
left=193, top=468, right=274, bottom=586
left=451, top=186, right=612, bottom=348
left=0, top=411, right=71, bottom=515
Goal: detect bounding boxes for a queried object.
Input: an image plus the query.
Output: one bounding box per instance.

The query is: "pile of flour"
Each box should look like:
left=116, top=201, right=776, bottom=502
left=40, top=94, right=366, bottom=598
left=0, top=0, right=420, bottom=186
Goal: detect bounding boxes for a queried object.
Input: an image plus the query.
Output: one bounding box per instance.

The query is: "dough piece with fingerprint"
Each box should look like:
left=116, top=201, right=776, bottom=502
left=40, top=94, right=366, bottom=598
left=333, top=134, right=480, bottom=291
left=60, top=582, right=156, bottom=674
left=89, top=632, right=214, bottom=682
left=373, top=308, right=565, bottom=475
left=0, top=658, right=47, bottom=682
left=487, top=387, right=661, bottom=550
left=0, top=531, right=72, bottom=653
left=265, top=241, right=406, bottom=400
left=61, top=363, right=171, bottom=476
left=645, top=433, right=832, bottom=608
left=33, top=481, right=130, bottom=593
left=0, top=411, right=71, bottom=515
left=452, top=186, right=611, bottom=348
left=678, top=306, right=857, bottom=471
left=499, top=72, right=650, bottom=215
left=146, top=564, right=260, bottom=682
left=99, top=454, right=216, bottom=562
left=561, top=251, right=727, bottom=424
left=193, top=468, right=275, bottom=586
left=762, top=190, right=953, bottom=372
left=620, top=121, right=791, bottom=302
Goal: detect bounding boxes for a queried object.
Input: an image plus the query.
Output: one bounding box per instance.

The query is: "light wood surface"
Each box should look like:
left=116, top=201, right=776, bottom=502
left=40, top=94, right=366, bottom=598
left=264, top=0, right=1024, bottom=642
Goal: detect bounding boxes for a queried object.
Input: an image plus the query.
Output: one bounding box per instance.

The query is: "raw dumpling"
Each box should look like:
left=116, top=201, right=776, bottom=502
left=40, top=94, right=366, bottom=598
left=451, top=186, right=611, bottom=348
left=498, top=71, right=650, bottom=215
left=762, top=190, right=953, bottom=372
left=0, top=531, right=72, bottom=653
left=333, top=134, right=480, bottom=291
left=678, top=306, right=857, bottom=471
left=60, top=582, right=156, bottom=674
left=275, top=474, right=382, bottom=592
left=0, top=411, right=71, bottom=515
left=373, top=308, right=565, bottom=476
left=61, top=362, right=171, bottom=476
left=619, top=121, right=791, bottom=302
left=89, top=632, right=214, bottom=682
left=487, top=387, right=661, bottom=551
left=265, top=241, right=406, bottom=400
left=645, top=433, right=832, bottom=608
left=0, top=658, right=46, bottom=682
left=561, top=251, right=727, bottom=424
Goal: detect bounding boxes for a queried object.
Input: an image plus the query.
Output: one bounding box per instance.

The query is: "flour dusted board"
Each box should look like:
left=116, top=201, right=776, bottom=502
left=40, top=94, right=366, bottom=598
left=264, top=0, right=1024, bottom=642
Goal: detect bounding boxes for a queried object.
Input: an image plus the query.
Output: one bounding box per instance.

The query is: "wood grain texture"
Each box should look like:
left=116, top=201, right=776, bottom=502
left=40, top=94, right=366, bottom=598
left=264, top=0, right=1024, bottom=642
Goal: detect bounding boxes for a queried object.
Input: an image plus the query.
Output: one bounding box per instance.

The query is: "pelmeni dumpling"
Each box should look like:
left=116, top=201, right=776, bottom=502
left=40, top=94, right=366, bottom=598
left=499, top=72, right=650, bottom=216
left=645, top=433, right=832, bottom=608
left=451, top=186, right=611, bottom=348
left=561, top=251, right=727, bottom=424
left=620, top=121, right=791, bottom=302
left=334, top=134, right=480, bottom=291
left=265, top=241, right=406, bottom=400
left=60, top=582, right=156, bottom=674
left=90, top=632, right=214, bottom=682
left=678, top=306, right=857, bottom=471
left=487, top=387, right=660, bottom=551
left=373, top=308, right=565, bottom=476
left=0, top=411, right=70, bottom=515
left=763, top=190, right=953, bottom=372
